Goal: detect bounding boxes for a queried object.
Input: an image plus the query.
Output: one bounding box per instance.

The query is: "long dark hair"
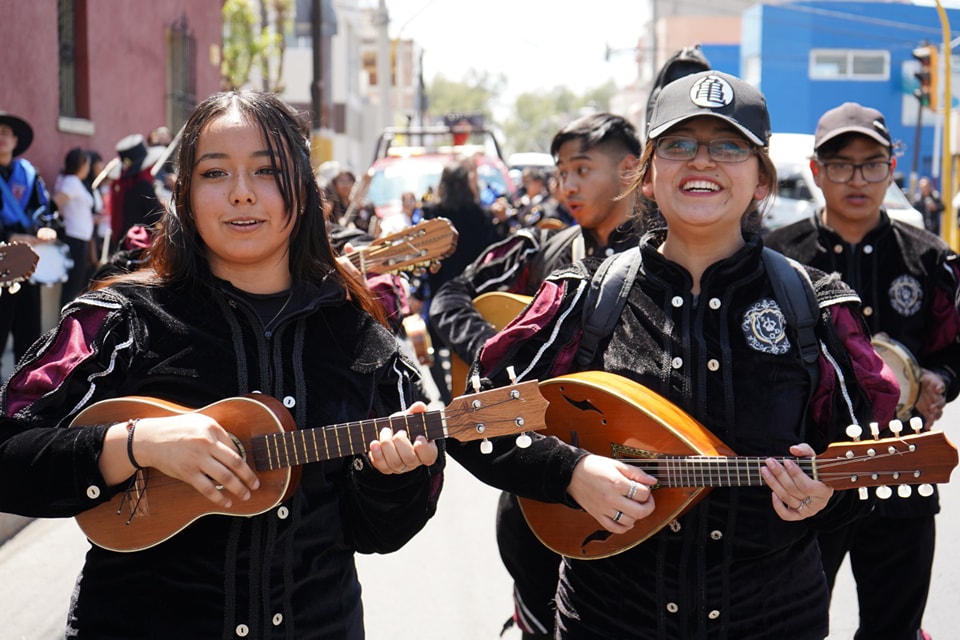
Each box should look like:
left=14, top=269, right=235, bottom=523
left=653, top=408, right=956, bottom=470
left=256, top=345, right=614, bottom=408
left=100, top=90, right=385, bottom=323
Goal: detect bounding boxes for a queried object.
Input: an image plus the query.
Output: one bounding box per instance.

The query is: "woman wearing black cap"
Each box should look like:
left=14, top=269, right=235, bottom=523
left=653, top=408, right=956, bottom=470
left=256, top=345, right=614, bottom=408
left=450, top=71, right=900, bottom=638
left=0, top=112, right=58, bottom=377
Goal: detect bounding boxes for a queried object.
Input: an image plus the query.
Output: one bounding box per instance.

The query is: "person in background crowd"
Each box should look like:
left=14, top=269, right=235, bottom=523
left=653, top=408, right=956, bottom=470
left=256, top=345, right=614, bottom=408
left=109, top=133, right=164, bottom=248
left=377, top=190, right=418, bottom=237
left=765, top=102, right=960, bottom=640
left=0, top=111, right=58, bottom=379
left=0, top=89, right=443, bottom=638
left=431, top=112, right=641, bottom=639
left=54, top=147, right=96, bottom=305
left=415, top=157, right=505, bottom=402
left=450, top=70, right=898, bottom=640
left=911, top=175, right=944, bottom=237
left=83, top=150, right=109, bottom=267
left=644, top=43, right=712, bottom=135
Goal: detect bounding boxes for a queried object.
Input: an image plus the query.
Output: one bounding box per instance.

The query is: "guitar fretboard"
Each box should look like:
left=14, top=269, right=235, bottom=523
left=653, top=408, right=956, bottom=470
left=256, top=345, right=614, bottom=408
left=250, top=411, right=446, bottom=470
left=628, top=456, right=814, bottom=488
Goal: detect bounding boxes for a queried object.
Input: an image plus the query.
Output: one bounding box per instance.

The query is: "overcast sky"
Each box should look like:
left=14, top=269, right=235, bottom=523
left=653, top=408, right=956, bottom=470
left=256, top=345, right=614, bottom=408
left=376, top=0, right=650, bottom=103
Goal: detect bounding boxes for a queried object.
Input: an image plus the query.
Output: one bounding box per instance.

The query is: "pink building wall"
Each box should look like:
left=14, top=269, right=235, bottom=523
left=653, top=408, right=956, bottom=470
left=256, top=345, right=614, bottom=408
left=2, top=1, right=223, bottom=186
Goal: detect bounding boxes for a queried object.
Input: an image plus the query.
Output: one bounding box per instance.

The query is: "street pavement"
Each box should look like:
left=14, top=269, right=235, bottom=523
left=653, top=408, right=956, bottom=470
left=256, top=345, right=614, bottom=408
left=2, top=407, right=960, bottom=639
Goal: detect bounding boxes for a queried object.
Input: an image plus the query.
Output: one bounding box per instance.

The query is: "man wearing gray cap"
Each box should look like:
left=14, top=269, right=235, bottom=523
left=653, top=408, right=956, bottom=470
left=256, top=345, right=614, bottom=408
left=766, top=102, right=960, bottom=640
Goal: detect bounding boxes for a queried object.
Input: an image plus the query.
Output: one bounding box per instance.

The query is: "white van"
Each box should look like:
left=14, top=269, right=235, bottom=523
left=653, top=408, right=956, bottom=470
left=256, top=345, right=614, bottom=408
left=764, top=133, right=924, bottom=232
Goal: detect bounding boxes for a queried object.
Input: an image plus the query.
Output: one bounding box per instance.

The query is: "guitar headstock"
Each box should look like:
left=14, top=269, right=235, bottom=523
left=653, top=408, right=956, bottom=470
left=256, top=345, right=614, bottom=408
left=444, top=380, right=548, bottom=443
left=354, top=217, right=459, bottom=276
left=818, top=430, right=958, bottom=497
left=0, top=242, right=38, bottom=293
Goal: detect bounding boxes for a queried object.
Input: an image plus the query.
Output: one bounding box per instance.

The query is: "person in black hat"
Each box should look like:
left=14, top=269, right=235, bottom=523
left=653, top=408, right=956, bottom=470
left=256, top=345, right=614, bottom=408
left=765, top=101, right=960, bottom=640
left=447, top=71, right=899, bottom=638
left=0, top=111, right=58, bottom=378
left=108, top=133, right=165, bottom=250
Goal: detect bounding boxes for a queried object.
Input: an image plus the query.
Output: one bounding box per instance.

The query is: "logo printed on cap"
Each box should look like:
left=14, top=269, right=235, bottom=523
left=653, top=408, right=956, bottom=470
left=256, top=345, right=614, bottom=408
left=690, top=75, right=734, bottom=109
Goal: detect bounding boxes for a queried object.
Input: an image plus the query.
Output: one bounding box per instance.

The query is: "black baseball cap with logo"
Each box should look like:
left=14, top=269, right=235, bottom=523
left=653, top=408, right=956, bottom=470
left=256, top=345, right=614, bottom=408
left=646, top=70, right=771, bottom=147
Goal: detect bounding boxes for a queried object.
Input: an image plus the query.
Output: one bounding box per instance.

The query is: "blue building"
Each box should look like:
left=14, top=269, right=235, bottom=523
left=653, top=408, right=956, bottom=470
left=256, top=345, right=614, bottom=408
left=737, top=1, right=959, bottom=184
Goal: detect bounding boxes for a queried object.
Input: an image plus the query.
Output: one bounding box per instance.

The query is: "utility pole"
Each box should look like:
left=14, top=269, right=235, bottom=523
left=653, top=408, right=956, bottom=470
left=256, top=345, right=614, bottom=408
left=310, top=0, right=334, bottom=164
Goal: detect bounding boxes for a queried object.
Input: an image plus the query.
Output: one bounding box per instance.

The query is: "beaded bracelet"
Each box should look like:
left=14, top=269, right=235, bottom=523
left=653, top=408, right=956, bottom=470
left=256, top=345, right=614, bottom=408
left=125, top=418, right=144, bottom=470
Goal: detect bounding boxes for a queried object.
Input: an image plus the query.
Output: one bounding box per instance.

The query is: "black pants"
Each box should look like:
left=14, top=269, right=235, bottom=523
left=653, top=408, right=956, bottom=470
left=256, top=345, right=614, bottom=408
left=0, top=280, right=41, bottom=379
left=496, top=491, right=561, bottom=638
left=819, top=510, right=935, bottom=640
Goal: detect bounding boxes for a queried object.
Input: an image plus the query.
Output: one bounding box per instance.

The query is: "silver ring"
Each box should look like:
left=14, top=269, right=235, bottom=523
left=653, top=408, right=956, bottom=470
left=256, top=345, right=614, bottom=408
left=795, top=496, right=812, bottom=511
left=214, top=484, right=224, bottom=491
left=626, top=482, right=639, bottom=500
left=614, top=510, right=623, bottom=523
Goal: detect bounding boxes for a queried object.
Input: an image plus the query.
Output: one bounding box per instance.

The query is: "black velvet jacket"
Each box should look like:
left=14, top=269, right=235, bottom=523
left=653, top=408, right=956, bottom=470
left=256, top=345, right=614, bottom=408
left=766, top=211, right=960, bottom=518
left=0, top=276, right=444, bottom=639
left=449, top=232, right=898, bottom=639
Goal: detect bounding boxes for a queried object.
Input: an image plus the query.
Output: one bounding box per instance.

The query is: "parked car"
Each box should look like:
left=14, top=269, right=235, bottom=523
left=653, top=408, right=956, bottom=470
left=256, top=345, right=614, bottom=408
left=764, top=133, right=924, bottom=232
left=362, top=124, right=516, bottom=226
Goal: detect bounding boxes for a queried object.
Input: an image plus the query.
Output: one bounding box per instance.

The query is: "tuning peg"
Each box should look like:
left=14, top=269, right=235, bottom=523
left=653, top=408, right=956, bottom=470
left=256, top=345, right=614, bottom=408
left=480, top=438, right=493, bottom=454
left=869, top=422, right=880, bottom=439
left=858, top=487, right=869, bottom=501
left=909, top=416, right=923, bottom=434
left=7, top=282, right=18, bottom=295
left=506, top=366, right=517, bottom=383
left=918, top=484, right=935, bottom=497
left=876, top=485, right=893, bottom=500
left=515, top=433, right=531, bottom=448
left=845, top=424, right=863, bottom=441
left=471, top=375, right=482, bottom=394
left=897, top=484, right=913, bottom=498
left=889, top=419, right=903, bottom=437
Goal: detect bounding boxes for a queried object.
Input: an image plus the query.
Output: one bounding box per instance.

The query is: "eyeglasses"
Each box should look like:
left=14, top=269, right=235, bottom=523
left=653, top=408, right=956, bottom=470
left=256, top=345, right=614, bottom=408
left=818, top=160, right=892, bottom=183
left=654, top=136, right=756, bottom=163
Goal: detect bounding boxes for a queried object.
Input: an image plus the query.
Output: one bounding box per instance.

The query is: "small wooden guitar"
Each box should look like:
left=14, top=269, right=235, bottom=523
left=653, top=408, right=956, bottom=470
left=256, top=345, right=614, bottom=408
left=74, top=381, right=548, bottom=552
left=0, top=241, right=39, bottom=293
left=519, top=370, right=958, bottom=560
left=346, top=217, right=458, bottom=277
left=449, top=291, right=532, bottom=395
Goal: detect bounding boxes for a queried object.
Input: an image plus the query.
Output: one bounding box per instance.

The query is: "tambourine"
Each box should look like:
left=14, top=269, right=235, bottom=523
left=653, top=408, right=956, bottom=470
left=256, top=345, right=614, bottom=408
left=872, top=332, right=922, bottom=420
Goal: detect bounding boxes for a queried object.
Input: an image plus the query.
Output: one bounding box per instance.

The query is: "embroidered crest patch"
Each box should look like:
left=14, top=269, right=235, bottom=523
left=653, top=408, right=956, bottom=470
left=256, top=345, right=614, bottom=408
left=742, top=298, right=791, bottom=354
left=888, top=275, right=922, bottom=317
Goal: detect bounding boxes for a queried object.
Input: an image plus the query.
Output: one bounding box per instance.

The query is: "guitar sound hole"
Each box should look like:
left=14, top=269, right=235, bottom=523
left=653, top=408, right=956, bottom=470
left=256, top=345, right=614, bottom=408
left=230, top=434, right=247, bottom=461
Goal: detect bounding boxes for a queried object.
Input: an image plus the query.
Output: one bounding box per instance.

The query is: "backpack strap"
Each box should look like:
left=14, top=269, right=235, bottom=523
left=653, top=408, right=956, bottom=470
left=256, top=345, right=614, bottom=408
left=761, top=247, right=820, bottom=366
left=575, top=247, right=641, bottom=367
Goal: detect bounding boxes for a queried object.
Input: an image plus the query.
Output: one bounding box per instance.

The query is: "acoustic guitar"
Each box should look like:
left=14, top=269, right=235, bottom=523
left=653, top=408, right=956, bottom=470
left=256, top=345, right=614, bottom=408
left=346, top=217, right=458, bottom=278
left=0, top=241, right=39, bottom=293
left=448, top=291, right=532, bottom=396
left=74, top=381, right=548, bottom=552
left=519, top=370, right=958, bottom=560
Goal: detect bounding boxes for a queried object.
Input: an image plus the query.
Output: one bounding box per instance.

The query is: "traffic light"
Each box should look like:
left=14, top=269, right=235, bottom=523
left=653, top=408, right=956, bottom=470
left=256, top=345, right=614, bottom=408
left=913, top=44, right=939, bottom=111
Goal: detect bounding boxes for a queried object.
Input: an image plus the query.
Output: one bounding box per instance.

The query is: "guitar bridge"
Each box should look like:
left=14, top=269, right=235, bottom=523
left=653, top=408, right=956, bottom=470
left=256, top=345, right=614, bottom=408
left=119, top=469, right=151, bottom=522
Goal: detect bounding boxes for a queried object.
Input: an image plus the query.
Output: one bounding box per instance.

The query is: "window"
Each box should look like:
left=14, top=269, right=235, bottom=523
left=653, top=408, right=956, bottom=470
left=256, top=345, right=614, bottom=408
left=810, top=49, right=889, bottom=81
left=166, top=15, right=197, bottom=134
left=58, top=0, right=80, bottom=118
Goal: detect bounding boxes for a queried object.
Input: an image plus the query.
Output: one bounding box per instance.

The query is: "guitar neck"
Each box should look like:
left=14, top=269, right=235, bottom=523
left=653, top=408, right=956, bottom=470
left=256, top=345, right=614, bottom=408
left=250, top=410, right=446, bottom=470
left=630, top=456, right=811, bottom=488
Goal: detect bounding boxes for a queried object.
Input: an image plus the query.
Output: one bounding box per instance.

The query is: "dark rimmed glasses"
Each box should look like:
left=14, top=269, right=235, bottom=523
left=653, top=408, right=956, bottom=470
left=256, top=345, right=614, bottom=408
left=817, top=160, right=892, bottom=184
left=654, top=136, right=756, bottom=163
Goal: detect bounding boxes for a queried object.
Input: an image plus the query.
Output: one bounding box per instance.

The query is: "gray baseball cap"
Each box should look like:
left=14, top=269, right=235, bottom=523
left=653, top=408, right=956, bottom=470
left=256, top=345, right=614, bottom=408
left=814, top=102, right=892, bottom=151
left=646, top=71, right=770, bottom=147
